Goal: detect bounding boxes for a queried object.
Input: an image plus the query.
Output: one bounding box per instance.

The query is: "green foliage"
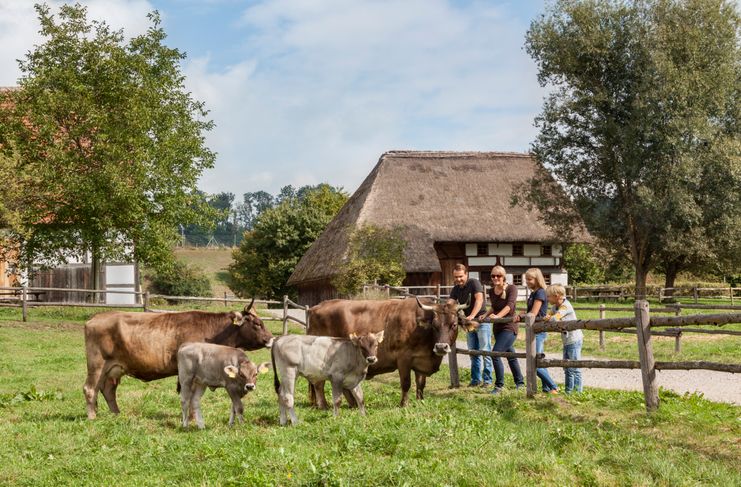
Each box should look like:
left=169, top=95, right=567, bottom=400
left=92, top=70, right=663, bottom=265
left=0, top=4, right=216, bottom=273
left=523, top=0, right=741, bottom=296
left=228, top=184, right=348, bottom=299
left=332, top=225, right=407, bottom=296
left=147, top=261, right=212, bottom=297
left=562, top=244, right=604, bottom=285
left=0, top=385, right=62, bottom=408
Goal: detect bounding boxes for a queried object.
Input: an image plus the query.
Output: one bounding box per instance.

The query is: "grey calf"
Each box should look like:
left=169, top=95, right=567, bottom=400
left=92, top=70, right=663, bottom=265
left=271, top=331, right=383, bottom=425
left=177, top=342, right=269, bottom=429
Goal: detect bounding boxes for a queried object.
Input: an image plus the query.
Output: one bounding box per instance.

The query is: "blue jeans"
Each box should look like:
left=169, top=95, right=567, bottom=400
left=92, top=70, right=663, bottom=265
left=563, top=340, right=583, bottom=393
left=536, top=332, right=558, bottom=392
left=467, top=323, right=492, bottom=385
left=492, top=330, right=524, bottom=388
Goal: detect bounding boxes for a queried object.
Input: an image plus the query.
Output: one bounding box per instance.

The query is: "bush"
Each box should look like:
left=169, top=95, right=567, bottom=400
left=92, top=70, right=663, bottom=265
left=148, top=261, right=212, bottom=297
left=333, top=225, right=406, bottom=296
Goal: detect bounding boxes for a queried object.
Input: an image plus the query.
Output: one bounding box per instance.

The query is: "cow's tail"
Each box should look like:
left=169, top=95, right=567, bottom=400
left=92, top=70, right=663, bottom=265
left=271, top=344, right=280, bottom=394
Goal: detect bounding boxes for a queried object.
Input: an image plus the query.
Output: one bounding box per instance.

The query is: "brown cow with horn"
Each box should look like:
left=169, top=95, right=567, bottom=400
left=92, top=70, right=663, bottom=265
left=83, top=298, right=273, bottom=419
left=307, top=295, right=467, bottom=407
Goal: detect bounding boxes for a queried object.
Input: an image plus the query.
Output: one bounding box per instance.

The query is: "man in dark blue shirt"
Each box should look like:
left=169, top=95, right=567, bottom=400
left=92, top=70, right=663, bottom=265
left=449, top=264, right=490, bottom=386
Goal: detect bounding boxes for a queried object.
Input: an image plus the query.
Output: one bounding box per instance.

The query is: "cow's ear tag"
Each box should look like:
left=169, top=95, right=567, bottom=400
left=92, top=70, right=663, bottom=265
left=224, top=365, right=238, bottom=378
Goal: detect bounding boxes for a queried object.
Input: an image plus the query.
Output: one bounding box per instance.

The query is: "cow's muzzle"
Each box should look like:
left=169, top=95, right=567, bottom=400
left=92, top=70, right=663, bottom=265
left=245, top=383, right=256, bottom=391
left=366, top=356, right=377, bottom=364
left=433, top=343, right=451, bottom=356
left=265, top=337, right=275, bottom=349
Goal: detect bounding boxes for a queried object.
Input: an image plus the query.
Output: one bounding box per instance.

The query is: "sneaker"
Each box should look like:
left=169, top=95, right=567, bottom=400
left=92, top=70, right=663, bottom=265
left=548, top=389, right=559, bottom=395
left=490, top=387, right=503, bottom=395
left=482, top=383, right=492, bottom=388
left=468, top=382, right=481, bottom=387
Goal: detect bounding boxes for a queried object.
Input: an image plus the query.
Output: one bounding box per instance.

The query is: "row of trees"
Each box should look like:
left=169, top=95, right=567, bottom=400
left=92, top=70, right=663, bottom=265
left=179, top=185, right=331, bottom=247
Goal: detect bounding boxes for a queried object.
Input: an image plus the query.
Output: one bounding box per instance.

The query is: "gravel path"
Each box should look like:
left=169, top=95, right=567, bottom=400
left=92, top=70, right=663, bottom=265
left=455, top=341, right=741, bottom=405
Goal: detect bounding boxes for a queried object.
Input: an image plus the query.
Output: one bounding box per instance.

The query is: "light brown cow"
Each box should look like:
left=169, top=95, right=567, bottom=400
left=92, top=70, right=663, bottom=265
left=83, top=301, right=273, bottom=419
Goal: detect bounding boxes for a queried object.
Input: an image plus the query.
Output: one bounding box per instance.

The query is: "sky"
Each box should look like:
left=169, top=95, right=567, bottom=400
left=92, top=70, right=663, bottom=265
left=0, top=0, right=548, bottom=198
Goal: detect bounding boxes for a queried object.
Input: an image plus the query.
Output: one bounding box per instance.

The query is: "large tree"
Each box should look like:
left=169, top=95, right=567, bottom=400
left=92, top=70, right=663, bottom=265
left=228, top=184, right=348, bottom=299
left=523, top=0, right=740, bottom=297
left=0, top=4, right=216, bottom=287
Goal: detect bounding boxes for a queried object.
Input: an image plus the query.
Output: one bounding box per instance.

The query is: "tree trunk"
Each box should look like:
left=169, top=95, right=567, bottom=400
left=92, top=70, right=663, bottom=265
left=91, top=245, right=102, bottom=304
left=663, top=258, right=684, bottom=298
left=635, top=265, right=649, bottom=300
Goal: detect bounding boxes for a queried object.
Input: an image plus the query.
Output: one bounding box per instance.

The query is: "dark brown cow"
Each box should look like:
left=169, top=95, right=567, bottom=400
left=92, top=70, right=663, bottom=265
left=83, top=301, right=273, bottom=419
left=308, top=296, right=465, bottom=407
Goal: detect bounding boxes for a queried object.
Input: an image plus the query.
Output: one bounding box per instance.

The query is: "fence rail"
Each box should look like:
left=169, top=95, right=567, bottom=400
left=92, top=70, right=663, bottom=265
left=447, top=301, right=741, bottom=412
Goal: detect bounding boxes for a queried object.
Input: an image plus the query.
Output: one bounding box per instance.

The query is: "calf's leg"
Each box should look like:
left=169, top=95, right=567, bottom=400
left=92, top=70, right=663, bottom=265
left=279, top=368, right=299, bottom=426
left=314, top=380, right=329, bottom=410
left=180, top=378, right=193, bottom=428
left=330, top=380, right=343, bottom=417
left=192, top=385, right=207, bottom=429
left=349, top=384, right=366, bottom=415
left=228, top=393, right=244, bottom=427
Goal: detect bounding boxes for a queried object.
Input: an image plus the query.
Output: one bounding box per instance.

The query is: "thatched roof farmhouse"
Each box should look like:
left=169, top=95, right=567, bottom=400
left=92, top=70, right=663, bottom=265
left=289, top=150, right=590, bottom=305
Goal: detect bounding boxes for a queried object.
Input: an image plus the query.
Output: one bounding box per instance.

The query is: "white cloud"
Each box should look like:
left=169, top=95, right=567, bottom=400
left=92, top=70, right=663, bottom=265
left=189, top=0, right=546, bottom=197
left=0, top=0, right=154, bottom=86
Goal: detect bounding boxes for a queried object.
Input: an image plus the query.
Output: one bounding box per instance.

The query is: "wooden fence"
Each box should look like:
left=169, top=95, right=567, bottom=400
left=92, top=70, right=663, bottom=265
left=448, top=300, right=741, bottom=412
left=0, top=286, right=304, bottom=327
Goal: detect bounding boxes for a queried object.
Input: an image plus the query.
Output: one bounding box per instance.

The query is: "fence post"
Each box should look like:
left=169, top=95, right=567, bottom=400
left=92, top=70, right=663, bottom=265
left=674, top=331, right=682, bottom=354
left=21, top=285, right=28, bottom=322
left=693, top=286, right=698, bottom=303
left=448, top=344, right=460, bottom=389
left=224, top=291, right=228, bottom=307
left=436, top=284, right=441, bottom=302
left=634, top=300, right=659, bottom=412
left=599, top=304, right=606, bottom=351
left=731, top=287, right=734, bottom=305
left=573, top=287, right=577, bottom=301
left=143, top=291, right=150, bottom=312
left=282, top=295, right=289, bottom=336
left=525, top=313, right=537, bottom=398
left=659, top=288, right=664, bottom=303
left=675, top=302, right=681, bottom=317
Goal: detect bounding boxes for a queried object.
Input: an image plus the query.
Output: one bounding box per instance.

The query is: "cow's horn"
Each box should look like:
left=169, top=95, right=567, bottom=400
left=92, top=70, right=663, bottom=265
left=244, top=297, right=255, bottom=313
left=456, top=297, right=470, bottom=311
left=415, top=296, right=435, bottom=312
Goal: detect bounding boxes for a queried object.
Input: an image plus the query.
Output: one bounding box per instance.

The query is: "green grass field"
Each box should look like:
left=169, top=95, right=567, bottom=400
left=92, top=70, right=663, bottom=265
left=1, top=313, right=740, bottom=485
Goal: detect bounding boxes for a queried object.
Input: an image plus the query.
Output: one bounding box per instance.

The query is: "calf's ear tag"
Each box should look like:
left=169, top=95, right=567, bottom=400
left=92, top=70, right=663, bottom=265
left=224, top=365, right=238, bottom=378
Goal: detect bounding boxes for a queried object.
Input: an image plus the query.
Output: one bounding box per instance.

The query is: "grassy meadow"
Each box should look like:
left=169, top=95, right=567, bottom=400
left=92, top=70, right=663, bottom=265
left=1, top=310, right=740, bottom=486
left=172, top=247, right=234, bottom=296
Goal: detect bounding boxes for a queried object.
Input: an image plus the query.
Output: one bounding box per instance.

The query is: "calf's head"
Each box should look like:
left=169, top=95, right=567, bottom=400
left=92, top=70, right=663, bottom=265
left=415, top=297, right=466, bottom=356
left=349, top=331, right=385, bottom=364
left=228, top=298, right=275, bottom=350
left=224, top=358, right=271, bottom=395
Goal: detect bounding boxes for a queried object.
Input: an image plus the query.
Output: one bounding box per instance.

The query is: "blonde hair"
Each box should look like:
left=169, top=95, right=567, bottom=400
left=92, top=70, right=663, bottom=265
left=524, top=268, right=546, bottom=291
left=490, top=266, right=508, bottom=300
left=546, top=284, right=566, bottom=298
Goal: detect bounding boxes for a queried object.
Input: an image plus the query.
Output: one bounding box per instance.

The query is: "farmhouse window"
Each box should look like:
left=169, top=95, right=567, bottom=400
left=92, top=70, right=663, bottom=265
left=477, top=243, right=488, bottom=256
left=513, top=275, right=523, bottom=285
left=542, top=245, right=552, bottom=256
left=512, top=244, right=524, bottom=256
left=544, top=274, right=551, bottom=285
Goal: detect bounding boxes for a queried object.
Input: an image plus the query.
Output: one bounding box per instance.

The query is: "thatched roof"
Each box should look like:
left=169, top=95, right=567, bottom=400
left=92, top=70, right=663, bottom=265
left=288, top=151, right=590, bottom=285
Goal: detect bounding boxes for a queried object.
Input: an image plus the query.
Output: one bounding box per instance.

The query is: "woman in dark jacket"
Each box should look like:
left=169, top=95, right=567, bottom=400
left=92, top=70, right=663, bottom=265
left=485, top=266, right=525, bottom=394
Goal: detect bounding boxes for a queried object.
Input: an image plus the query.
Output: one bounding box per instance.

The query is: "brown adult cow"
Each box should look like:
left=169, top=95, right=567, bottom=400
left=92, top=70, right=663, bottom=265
left=83, top=300, right=273, bottom=419
left=308, top=296, right=465, bottom=407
